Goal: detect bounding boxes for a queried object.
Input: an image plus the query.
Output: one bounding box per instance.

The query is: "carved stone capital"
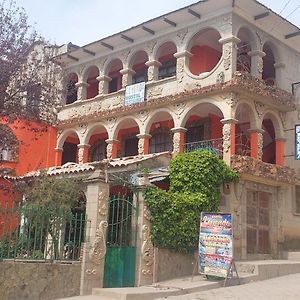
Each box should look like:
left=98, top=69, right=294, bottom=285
left=174, top=50, right=193, bottom=58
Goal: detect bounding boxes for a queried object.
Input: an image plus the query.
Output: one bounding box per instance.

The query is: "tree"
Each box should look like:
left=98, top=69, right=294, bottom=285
left=0, top=0, right=62, bottom=127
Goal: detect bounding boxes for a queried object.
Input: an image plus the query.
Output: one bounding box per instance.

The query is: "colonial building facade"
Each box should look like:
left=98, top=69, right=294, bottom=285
left=1, top=0, right=300, bottom=294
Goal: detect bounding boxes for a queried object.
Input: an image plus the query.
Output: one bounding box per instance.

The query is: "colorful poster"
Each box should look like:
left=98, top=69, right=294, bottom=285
left=198, top=212, right=233, bottom=277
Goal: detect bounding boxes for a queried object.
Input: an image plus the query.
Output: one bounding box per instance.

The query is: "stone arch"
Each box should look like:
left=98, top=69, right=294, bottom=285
left=112, top=117, right=141, bottom=157
left=84, top=123, right=109, bottom=145
left=260, top=110, right=284, bottom=139
left=82, top=65, right=100, bottom=99
left=234, top=101, right=258, bottom=129
left=154, top=41, right=177, bottom=80
left=186, top=27, right=223, bottom=77
left=235, top=24, right=259, bottom=50
left=104, top=58, right=123, bottom=93
left=128, top=50, right=149, bottom=84
left=57, top=129, right=81, bottom=149
left=262, top=41, right=279, bottom=86
left=144, top=109, right=176, bottom=133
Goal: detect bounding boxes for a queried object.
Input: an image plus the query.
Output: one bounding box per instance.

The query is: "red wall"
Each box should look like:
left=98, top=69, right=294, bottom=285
left=0, top=119, right=57, bottom=176
left=189, top=45, right=221, bottom=76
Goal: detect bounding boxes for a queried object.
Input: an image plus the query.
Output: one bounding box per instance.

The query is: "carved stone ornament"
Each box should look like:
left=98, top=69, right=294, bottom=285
left=147, top=65, right=155, bottom=82
left=257, top=132, right=263, bottom=160
left=57, top=129, right=63, bottom=139
left=141, top=225, right=154, bottom=275
left=257, top=56, right=263, bottom=74
left=98, top=190, right=109, bottom=216
left=138, top=138, right=145, bottom=156
left=222, top=123, right=231, bottom=153
left=78, top=123, right=88, bottom=135
left=177, top=58, right=185, bottom=83
left=222, top=92, right=238, bottom=108
left=173, top=131, right=181, bottom=153
left=216, top=72, right=225, bottom=84
left=172, top=102, right=186, bottom=119
left=143, top=207, right=151, bottom=221
left=89, top=221, right=108, bottom=265
left=145, top=41, right=157, bottom=55
left=254, top=101, right=265, bottom=119
left=106, top=117, right=117, bottom=131
left=78, top=147, right=84, bottom=164
left=176, top=29, right=188, bottom=44
left=136, top=110, right=149, bottom=125
left=106, top=143, right=113, bottom=160
left=147, top=86, right=163, bottom=98
left=223, top=44, right=232, bottom=71
left=85, top=269, right=97, bottom=275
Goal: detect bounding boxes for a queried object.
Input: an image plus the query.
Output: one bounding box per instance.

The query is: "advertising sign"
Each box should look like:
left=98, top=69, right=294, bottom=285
left=124, top=82, right=146, bottom=106
left=199, top=212, right=233, bottom=277
left=295, top=125, right=300, bottom=160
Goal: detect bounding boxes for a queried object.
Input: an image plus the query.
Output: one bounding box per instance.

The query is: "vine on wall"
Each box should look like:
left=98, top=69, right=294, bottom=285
left=144, top=150, right=238, bottom=252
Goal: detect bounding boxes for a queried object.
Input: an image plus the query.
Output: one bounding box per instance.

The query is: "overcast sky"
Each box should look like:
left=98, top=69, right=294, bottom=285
left=14, top=0, right=300, bottom=46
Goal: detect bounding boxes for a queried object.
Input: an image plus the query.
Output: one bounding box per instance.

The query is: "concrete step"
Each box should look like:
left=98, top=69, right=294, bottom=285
left=56, top=260, right=300, bottom=300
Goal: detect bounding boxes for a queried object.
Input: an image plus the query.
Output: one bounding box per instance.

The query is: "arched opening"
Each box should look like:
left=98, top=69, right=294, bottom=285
left=62, top=133, right=80, bottom=164
left=235, top=103, right=253, bottom=156
left=65, top=73, right=78, bottom=105
left=86, top=66, right=99, bottom=99
left=183, top=103, right=223, bottom=154
left=115, top=119, right=140, bottom=158
left=157, top=41, right=177, bottom=80
left=188, top=28, right=222, bottom=76
left=88, top=126, right=108, bottom=162
left=106, top=59, right=123, bottom=93
left=262, top=116, right=276, bottom=164
left=130, top=51, right=148, bottom=84
left=262, top=44, right=276, bottom=86
left=148, top=112, right=174, bottom=154
left=236, top=28, right=252, bottom=73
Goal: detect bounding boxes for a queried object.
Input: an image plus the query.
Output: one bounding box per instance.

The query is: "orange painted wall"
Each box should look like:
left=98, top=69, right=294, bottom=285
left=189, top=45, right=221, bottom=76
left=209, top=114, right=222, bottom=139
left=0, top=119, right=57, bottom=176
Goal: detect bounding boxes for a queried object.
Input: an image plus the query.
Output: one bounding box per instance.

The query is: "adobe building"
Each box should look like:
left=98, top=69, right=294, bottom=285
left=1, top=0, right=300, bottom=295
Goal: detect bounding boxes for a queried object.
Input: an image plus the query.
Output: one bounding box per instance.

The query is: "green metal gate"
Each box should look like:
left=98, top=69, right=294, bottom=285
left=103, top=195, right=138, bottom=288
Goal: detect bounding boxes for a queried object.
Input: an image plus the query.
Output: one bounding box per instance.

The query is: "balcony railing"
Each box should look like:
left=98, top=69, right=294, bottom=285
left=184, top=134, right=250, bottom=157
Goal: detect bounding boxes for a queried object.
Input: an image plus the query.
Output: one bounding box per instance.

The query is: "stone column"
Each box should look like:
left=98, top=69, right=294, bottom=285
left=145, top=60, right=161, bottom=82
left=275, top=138, right=285, bottom=166
left=120, top=68, right=135, bottom=88
left=105, top=139, right=119, bottom=159
left=221, top=118, right=238, bottom=165
left=135, top=176, right=155, bottom=287
left=77, top=144, right=90, bottom=164
left=248, top=50, right=265, bottom=79
left=136, top=133, right=152, bottom=156
left=54, top=147, right=63, bottom=166
left=219, top=36, right=241, bottom=75
left=80, top=179, right=109, bottom=295
left=248, top=129, right=264, bottom=160
left=75, top=82, right=89, bottom=101
left=174, top=50, right=192, bottom=83
left=171, top=127, right=187, bottom=154
left=97, top=75, right=111, bottom=95
left=274, top=62, right=285, bottom=87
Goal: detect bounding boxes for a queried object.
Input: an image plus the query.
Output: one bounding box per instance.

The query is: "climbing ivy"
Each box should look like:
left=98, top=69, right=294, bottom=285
left=144, top=150, right=238, bottom=253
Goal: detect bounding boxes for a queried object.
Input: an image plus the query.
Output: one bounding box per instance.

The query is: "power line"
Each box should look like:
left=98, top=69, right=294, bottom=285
left=285, top=3, right=300, bottom=19
left=279, top=0, right=293, bottom=14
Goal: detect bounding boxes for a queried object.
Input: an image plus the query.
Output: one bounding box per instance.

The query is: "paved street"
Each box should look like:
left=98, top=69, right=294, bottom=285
left=159, top=273, right=300, bottom=300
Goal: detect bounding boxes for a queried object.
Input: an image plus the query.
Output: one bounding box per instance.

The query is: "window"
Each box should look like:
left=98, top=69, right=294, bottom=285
left=149, top=128, right=172, bottom=153
left=0, top=148, right=10, bottom=161
left=109, top=77, right=118, bottom=93
left=89, top=140, right=107, bottom=162
left=124, top=136, right=138, bottom=157
left=158, top=60, right=176, bottom=80
left=132, top=69, right=148, bottom=84
left=66, top=79, right=77, bottom=104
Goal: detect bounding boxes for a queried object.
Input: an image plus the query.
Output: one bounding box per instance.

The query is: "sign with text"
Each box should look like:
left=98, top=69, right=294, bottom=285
left=295, top=125, right=300, bottom=160
left=124, top=82, right=146, bottom=106
left=199, top=212, right=233, bottom=277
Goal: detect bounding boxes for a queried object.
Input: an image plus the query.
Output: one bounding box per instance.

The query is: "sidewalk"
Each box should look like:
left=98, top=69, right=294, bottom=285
left=158, top=273, right=300, bottom=300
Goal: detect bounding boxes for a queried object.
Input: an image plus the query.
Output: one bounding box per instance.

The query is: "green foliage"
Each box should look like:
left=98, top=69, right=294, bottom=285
left=17, top=175, right=85, bottom=211
left=144, top=150, right=238, bottom=252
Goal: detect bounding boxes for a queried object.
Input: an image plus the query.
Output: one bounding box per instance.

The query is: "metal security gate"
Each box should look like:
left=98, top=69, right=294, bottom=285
left=103, top=195, right=138, bottom=288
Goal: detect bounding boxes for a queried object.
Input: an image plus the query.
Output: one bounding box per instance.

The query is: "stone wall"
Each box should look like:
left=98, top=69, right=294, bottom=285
left=155, top=248, right=195, bottom=282
left=0, top=261, right=81, bottom=300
